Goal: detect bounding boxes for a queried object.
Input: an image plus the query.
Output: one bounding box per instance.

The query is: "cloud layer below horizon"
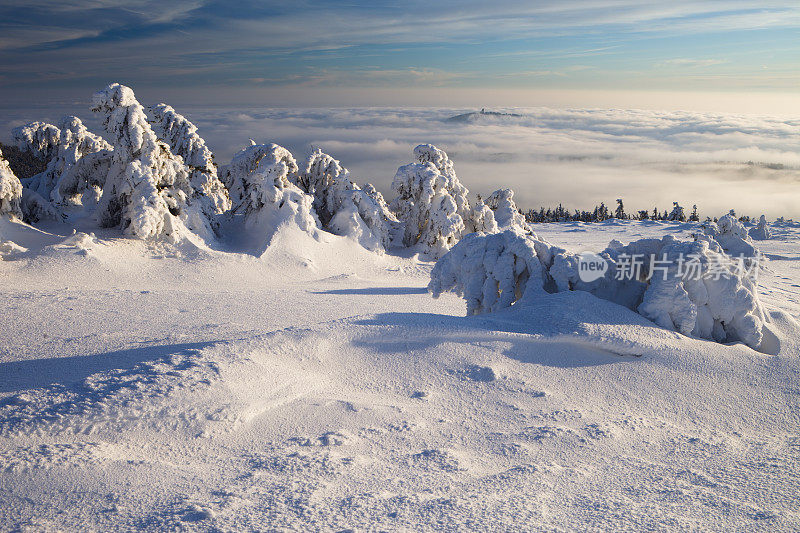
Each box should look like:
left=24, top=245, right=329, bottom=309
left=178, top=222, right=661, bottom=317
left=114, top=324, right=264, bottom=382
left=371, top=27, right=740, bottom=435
left=2, top=103, right=799, bottom=218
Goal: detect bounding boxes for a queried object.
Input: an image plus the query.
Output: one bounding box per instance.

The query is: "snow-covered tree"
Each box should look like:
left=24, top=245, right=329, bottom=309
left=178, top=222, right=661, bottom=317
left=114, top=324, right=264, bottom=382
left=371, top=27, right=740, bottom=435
left=23, top=116, right=111, bottom=206
left=667, top=202, right=686, bottom=222
left=486, top=188, right=527, bottom=231
left=221, top=142, right=319, bottom=247
left=91, top=83, right=215, bottom=241
left=699, top=213, right=757, bottom=257
left=615, top=198, right=625, bottom=219
left=0, top=148, right=23, bottom=219
left=689, top=204, right=700, bottom=222
left=748, top=215, right=771, bottom=240
left=466, top=194, right=499, bottom=234
left=390, top=145, right=467, bottom=257
left=12, top=122, right=60, bottom=162
left=148, top=103, right=231, bottom=218
left=293, top=150, right=397, bottom=251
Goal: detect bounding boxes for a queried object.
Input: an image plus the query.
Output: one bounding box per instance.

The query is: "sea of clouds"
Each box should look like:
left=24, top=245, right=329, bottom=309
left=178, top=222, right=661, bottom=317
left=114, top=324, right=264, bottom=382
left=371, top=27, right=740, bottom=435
left=3, top=105, right=799, bottom=218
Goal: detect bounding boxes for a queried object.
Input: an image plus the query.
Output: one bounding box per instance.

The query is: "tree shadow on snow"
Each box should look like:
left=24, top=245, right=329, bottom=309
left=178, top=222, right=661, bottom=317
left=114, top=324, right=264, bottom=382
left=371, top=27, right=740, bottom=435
left=0, top=341, right=218, bottom=394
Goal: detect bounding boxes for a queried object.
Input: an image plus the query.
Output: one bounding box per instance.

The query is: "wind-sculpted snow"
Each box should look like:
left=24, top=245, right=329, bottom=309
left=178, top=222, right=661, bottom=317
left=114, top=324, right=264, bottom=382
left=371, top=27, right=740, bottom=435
left=431, top=230, right=766, bottom=349
left=91, top=83, right=216, bottom=242
left=296, top=150, right=397, bottom=251
left=0, top=148, right=23, bottom=220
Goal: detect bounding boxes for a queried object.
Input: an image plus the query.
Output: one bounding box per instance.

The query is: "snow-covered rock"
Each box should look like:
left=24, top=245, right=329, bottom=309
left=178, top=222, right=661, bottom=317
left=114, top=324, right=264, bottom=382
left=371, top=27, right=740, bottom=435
left=486, top=188, right=527, bottom=231
left=0, top=148, right=24, bottom=220
left=431, top=230, right=766, bottom=348
left=749, top=215, right=771, bottom=240
left=91, top=83, right=216, bottom=242
left=148, top=103, right=231, bottom=217
left=295, top=150, right=397, bottom=251
left=391, top=144, right=469, bottom=257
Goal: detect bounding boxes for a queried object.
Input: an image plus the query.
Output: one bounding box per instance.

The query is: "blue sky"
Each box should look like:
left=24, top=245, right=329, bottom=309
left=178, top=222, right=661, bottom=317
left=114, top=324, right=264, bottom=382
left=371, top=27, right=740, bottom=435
left=0, top=1, right=798, bottom=108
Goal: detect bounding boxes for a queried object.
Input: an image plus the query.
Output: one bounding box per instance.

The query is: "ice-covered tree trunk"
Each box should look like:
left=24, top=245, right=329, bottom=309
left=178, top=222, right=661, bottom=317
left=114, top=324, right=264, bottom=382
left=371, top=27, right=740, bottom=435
left=12, top=122, right=61, bottom=162
left=0, top=148, right=23, bottom=219
left=91, top=83, right=213, bottom=241
left=390, top=145, right=468, bottom=257
left=486, top=188, right=527, bottom=231
left=148, top=103, right=231, bottom=218
left=295, top=150, right=397, bottom=251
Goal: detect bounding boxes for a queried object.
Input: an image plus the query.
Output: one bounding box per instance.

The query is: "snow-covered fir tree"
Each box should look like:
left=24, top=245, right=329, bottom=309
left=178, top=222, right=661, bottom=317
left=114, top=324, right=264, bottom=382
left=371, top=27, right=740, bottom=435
left=615, top=198, right=626, bottom=219
left=91, top=83, right=216, bottom=241
left=295, top=150, right=397, bottom=251
left=749, top=215, right=771, bottom=240
left=0, top=148, right=23, bottom=219
left=668, top=202, right=686, bottom=222
left=390, top=144, right=467, bottom=257
left=466, top=194, right=499, bottom=234
left=12, top=122, right=61, bottom=162
left=148, top=103, right=231, bottom=218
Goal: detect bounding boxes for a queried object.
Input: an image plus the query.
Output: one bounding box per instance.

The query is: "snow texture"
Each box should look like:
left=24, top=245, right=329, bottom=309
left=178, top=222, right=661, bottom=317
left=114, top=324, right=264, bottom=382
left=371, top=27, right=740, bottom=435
left=466, top=195, right=499, bottom=234
left=0, top=148, right=23, bottom=219
left=91, top=83, right=215, bottom=242
left=391, top=144, right=468, bottom=257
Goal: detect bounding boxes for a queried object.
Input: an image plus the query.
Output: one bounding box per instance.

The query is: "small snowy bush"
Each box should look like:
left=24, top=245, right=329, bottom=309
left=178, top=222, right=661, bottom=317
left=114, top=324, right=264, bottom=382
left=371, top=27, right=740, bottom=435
left=295, top=150, right=397, bottom=251
left=390, top=144, right=469, bottom=257
left=430, top=230, right=766, bottom=349
left=91, top=83, right=216, bottom=241
left=0, top=148, right=23, bottom=219
left=749, top=215, right=771, bottom=240
left=486, top=188, right=527, bottom=231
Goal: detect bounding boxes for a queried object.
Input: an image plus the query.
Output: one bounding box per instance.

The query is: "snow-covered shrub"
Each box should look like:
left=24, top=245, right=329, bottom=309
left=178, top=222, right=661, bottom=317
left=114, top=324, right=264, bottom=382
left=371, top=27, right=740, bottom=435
left=294, top=150, right=397, bottom=251
left=0, top=148, right=23, bottom=219
left=749, top=215, right=771, bottom=240
left=486, top=188, right=527, bottom=231
left=390, top=144, right=469, bottom=257
left=91, top=83, right=217, bottom=241
left=148, top=103, right=231, bottom=216
left=429, top=231, right=545, bottom=315
left=430, top=230, right=766, bottom=349
left=466, top=195, right=499, bottom=234
left=699, top=213, right=757, bottom=257
left=22, top=116, right=111, bottom=212
left=12, top=122, right=60, bottom=162
left=222, top=142, right=319, bottom=246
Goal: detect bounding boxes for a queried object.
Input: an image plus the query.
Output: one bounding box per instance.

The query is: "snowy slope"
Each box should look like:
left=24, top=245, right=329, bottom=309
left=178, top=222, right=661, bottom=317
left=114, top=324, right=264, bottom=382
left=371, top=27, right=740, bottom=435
left=1, top=219, right=799, bottom=530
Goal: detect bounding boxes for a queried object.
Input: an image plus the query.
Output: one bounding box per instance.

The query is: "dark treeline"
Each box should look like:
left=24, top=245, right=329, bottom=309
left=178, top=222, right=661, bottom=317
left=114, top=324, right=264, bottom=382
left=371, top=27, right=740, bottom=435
left=521, top=199, right=753, bottom=224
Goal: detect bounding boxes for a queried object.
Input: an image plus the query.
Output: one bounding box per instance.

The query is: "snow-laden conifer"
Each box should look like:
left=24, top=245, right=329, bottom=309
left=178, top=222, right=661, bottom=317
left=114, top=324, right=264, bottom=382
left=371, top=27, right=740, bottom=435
left=0, top=148, right=23, bottom=219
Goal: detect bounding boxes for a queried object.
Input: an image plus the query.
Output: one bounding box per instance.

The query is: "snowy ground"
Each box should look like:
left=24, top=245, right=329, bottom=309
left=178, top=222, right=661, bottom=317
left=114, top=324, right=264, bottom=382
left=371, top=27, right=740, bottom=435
left=1, top=219, right=799, bottom=531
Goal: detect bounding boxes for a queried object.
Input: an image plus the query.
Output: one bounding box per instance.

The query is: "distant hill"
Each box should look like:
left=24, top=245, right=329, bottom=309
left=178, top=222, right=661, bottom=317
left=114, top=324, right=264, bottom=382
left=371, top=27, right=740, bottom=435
left=446, top=109, right=523, bottom=123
